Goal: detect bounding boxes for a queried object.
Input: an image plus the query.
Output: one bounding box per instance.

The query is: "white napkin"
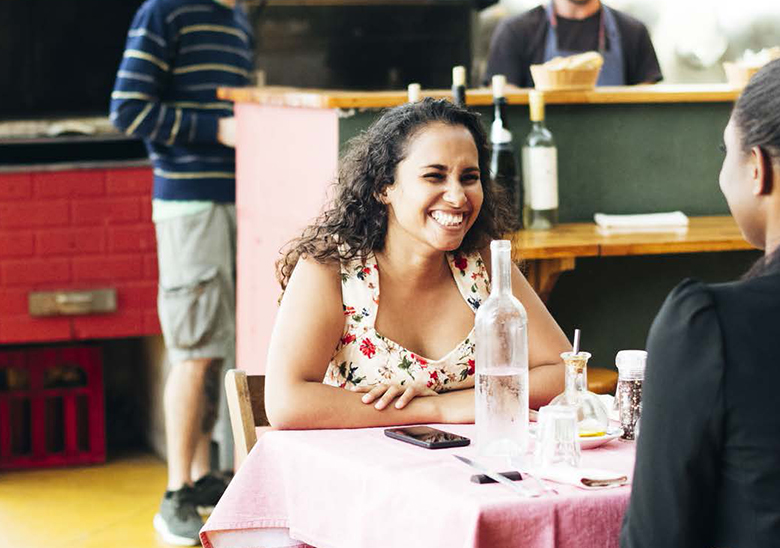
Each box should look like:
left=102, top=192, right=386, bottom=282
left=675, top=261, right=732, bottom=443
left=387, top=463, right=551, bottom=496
left=529, top=466, right=628, bottom=490
left=598, top=394, right=620, bottom=422
left=594, top=211, right=689, bottom=233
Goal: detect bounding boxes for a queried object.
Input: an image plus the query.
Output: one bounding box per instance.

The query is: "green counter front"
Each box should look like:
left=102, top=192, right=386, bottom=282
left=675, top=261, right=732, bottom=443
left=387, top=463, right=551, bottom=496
left=222, top=85, right=759, bottom=375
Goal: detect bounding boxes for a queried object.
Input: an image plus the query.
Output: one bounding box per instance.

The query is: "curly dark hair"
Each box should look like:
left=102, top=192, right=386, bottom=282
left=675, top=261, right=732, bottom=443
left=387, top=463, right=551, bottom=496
left=276, top=97, right=516, bottom=290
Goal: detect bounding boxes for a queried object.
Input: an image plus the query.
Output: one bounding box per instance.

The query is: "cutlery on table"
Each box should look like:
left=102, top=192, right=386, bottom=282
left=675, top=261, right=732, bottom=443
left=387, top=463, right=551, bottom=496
left=453, top=455, right=540, bottom=498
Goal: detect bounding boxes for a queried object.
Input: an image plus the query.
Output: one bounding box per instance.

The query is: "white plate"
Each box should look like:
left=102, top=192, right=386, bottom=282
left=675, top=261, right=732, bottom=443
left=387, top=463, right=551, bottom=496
left=529, top=425, right=623, bottom=450
left=578, top=427, right=622, bottom=450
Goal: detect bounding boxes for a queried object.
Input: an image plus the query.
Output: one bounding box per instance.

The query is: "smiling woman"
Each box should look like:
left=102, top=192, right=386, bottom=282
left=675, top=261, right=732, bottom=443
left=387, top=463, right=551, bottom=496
left=264, top=98, right=570, bottom=430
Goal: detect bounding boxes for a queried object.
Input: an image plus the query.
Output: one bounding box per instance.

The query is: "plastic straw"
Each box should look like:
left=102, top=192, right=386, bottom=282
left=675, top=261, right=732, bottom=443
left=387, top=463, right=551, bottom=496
left=572, top=329, right=581, bottom=354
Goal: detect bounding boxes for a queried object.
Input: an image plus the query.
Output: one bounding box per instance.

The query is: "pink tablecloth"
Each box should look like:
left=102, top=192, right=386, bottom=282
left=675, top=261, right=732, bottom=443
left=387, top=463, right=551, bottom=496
left=201, top=424, right=635, bottom=548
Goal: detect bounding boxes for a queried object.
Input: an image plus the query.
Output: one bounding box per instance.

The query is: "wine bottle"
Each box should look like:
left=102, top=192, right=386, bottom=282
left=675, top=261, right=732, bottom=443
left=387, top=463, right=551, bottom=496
left=522, top=91, right=559, bottom=230
left=489, top=75, right=522, bottom=227
left=451, top=66, right=466, bottom=108
left=407, top=82, right=421, bottom=103
left=475, top=240, right=529, bottom=458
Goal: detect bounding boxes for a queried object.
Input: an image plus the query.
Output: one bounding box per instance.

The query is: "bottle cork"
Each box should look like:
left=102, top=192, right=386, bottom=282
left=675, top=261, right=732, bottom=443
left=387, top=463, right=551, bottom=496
left=452, top=66, right=466, bottom=87
left=492, top=75, right=506, bottom=99
left=529, top=90, right=546, bottom=122
left=407, top=83, right=422, bottom=103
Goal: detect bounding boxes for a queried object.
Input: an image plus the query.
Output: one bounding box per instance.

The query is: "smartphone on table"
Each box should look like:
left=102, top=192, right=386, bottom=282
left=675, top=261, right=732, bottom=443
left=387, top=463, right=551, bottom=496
left=384, top=426, right=470, bottom=449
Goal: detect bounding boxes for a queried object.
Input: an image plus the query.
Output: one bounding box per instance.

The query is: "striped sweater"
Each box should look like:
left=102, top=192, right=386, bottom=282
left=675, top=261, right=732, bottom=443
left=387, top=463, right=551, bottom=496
left=110, top=0, right=253, bottom=203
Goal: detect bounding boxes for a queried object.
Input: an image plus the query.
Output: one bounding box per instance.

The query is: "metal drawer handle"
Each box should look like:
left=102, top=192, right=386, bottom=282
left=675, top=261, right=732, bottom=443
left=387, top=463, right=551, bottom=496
left=55, top=293, right=94, bottom=305
left=29, top=288, right=117, bottom=317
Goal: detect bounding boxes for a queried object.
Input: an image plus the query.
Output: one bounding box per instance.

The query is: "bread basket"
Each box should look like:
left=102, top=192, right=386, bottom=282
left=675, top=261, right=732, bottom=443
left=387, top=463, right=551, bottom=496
left=724, top=47, right=780, bottom=89
left=530, top=51, right=603, bottom=91
left=723, top=62, right=761, bottom=89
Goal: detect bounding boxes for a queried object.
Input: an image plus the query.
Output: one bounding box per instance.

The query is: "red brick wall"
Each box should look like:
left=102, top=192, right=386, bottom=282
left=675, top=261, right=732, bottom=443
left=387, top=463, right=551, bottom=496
left=0, top=166, right=161, bottom=343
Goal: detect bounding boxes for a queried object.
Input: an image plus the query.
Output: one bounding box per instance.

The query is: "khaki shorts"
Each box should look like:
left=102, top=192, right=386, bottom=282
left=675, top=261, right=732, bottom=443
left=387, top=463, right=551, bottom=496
left=155, top=204, right=236, bottom=365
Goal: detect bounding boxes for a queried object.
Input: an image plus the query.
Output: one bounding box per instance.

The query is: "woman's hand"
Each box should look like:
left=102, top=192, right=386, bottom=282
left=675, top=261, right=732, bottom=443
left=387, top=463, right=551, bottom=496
left=352, top=383, right=438, bottom=410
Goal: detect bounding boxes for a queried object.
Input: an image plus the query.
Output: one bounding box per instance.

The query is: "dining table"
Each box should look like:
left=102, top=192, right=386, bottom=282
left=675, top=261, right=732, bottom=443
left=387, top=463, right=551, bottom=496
left=200, top=423, right=636, bottom=548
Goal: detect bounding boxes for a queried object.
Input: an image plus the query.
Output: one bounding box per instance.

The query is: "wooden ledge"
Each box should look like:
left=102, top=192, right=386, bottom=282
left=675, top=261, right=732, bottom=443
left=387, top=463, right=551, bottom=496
left=219, top=84, right=740, bottom=110
left=511, top=215, right=753, bottom=261
left=511, top=215, right=754, bottom=302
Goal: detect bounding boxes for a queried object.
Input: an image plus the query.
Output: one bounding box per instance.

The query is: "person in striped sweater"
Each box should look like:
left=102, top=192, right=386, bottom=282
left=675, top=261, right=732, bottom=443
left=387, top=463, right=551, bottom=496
left=110, top=0, right=253, bottom=544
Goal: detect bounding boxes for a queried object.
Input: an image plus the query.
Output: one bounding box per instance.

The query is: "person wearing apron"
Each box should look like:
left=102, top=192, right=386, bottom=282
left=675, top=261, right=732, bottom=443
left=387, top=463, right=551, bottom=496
left=543, top=1, right=625, bottom=86
left=483, top=0, right=662, bottom=88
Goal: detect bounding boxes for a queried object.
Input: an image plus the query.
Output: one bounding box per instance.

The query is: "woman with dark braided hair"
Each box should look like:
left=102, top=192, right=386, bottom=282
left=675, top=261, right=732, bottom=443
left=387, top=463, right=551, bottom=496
left=265, top=98, right=569, bottom=429
left=622, top=59, right=780, bottom=548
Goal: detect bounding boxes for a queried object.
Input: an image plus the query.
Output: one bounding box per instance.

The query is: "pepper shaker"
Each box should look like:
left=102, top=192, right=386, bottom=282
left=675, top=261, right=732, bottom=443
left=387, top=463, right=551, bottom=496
left=615, top=350, right=647, bottom=441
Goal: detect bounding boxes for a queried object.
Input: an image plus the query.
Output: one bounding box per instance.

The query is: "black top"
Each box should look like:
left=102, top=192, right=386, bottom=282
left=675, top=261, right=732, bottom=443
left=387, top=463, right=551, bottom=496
left=484, top=6, right=662, bottom=87
left=621, top=268, right=780, bottom=548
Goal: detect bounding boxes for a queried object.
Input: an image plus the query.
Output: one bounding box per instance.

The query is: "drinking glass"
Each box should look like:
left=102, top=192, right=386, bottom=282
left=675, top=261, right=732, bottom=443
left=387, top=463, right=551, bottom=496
left=534, top=405, right=581, bottom=469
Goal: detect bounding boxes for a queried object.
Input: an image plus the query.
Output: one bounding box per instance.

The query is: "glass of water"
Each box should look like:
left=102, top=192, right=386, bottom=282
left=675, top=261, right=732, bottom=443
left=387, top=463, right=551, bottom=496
left=534, top=405, right=581, bottom=469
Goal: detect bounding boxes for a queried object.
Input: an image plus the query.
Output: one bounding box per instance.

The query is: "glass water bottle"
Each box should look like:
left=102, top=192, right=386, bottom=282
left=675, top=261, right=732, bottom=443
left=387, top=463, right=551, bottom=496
left=550, top=351, right=609, bottom=437
left=475, top=240, right=529, bottom=457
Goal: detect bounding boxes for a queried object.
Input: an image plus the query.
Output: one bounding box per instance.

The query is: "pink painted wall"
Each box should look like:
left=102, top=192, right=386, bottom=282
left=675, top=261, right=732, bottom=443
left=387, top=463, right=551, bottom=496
left=235, top=104, right=339, bottom=375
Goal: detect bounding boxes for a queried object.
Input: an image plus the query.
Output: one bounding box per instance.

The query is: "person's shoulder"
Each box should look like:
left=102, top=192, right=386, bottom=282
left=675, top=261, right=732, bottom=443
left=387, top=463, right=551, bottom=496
left=655, top=278, right=716, bottom=325
left=281, top=254, right=342, bottom=306
left=497, top=5, right=546, bottom=35
left=291, top=254, right=342, bottom=282
left=709, top=269, right=780, bottom=313
left=645, top=279, right=722, bottom=385
left=133, top=0, right=184, bottom=23
left=648, top=278, right=719, bottom=350
left=610, top=7, right=652, bottom=35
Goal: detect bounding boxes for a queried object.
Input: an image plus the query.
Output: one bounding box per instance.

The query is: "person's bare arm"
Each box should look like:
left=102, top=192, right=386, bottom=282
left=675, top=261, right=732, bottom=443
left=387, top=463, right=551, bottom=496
left=264, top=256, right=473, bottom=429
left=481, top=247, right=569, bottom=408
left=511, top=264, right=569, bottom=408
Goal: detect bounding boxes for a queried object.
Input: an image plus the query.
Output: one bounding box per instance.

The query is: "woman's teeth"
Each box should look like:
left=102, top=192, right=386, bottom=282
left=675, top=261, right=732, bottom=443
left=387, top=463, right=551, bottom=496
left=431, top=211, right=464, bottom=227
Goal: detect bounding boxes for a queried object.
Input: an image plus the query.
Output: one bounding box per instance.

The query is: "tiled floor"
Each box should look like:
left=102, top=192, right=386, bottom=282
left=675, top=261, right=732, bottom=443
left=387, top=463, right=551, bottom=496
left=0, top=452, right=178, bottom=548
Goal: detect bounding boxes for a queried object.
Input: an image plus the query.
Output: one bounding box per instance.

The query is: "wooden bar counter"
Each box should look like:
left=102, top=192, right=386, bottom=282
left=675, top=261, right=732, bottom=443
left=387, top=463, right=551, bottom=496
left=221, top=84, right=756, bottom=374
left=221, top=84, right=740, bottom=109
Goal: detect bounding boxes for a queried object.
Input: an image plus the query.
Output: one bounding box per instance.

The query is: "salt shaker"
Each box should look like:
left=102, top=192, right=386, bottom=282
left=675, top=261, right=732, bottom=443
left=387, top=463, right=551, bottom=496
left=615, top=350, right=647, bottom=441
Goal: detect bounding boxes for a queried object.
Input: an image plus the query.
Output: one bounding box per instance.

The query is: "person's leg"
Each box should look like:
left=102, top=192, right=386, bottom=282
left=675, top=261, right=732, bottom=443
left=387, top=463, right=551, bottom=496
left=156, top=357, right=217, bottom=545
left=189, top=359, right=223, bottom=482
left=164, top=357, right=212, bottom=491
left=188, top=205, right=236, bottom=507
left=153, top=205, right=234, bottom=543
left=190, top=431, right=212, bottom=483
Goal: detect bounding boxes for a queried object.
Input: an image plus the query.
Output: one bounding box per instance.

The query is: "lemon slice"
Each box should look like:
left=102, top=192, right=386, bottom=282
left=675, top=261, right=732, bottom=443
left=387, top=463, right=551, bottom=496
left=579, top=431, right=606, bottom=438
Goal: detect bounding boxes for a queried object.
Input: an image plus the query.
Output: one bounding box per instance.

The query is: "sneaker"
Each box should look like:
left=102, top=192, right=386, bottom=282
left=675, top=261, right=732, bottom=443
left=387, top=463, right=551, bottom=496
left=153, top=486, right=203, bottom=546
left=192, top=472, right=232, bottom=514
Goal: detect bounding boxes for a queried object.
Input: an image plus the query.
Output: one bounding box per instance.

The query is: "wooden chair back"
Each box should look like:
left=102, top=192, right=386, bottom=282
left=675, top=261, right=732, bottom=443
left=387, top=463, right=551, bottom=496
left=225, top=370, right=269, bottom=468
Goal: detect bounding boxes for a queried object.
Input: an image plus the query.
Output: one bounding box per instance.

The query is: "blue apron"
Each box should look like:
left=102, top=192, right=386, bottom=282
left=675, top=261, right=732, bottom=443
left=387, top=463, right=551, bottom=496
left=543, top=2, right=625, bottom=86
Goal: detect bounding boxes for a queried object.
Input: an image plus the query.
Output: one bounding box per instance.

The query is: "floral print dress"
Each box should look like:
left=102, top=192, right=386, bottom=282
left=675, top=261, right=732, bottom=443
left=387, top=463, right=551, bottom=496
left=323, top=250, right=491, bottom=392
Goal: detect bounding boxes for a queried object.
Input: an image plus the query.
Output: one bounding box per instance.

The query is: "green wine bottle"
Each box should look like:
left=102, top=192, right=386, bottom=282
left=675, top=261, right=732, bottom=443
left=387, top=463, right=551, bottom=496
left=489, top=75, right=522, bottom=227
left=522, top=91, right=559, bottom=230
left=451, top=66, right=466, bottom=108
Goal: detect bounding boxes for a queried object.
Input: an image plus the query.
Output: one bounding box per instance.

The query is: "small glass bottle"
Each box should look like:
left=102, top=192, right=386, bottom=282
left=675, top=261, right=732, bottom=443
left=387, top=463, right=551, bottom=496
left=550, top=351, right=609, bottom=436
left=615, top=350, right=647, bottom=441
left=490, top=75, right=523, bottom=226
left=475, top=240, right=529, bottom=458
left=522, top=90, right=559, bottom=230
left=451, top=66, right=467, bottom=108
